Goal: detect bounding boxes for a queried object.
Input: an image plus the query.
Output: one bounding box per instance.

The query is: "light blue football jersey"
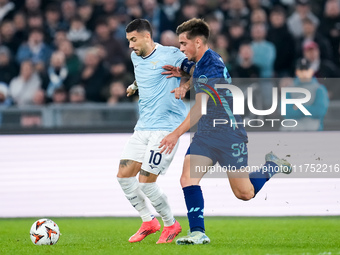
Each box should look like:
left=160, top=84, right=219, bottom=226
left=131, top=44, right=187, bottom=131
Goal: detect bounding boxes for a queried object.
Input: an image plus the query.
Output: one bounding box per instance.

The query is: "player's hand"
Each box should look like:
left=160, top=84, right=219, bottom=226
left=126, top=82, right=138, bottom=97
left=126, top=86, right=136, bottom=97
left=171, top=87, right=187, bottom=99
left=162, top=65, right=182, bottom=78
left=159, top=132, right=179, bottom=154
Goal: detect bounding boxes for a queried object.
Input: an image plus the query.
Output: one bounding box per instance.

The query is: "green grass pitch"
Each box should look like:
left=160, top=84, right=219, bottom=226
left=0, top=217, right=339, bottom=255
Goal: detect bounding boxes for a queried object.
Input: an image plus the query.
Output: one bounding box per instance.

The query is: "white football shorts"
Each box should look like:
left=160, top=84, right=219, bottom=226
left=120, top=130, right=180, bottom=175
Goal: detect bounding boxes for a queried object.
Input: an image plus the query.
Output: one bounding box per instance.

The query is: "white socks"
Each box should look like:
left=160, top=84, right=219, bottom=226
left=117, top=177, right=175, bottom=226
left=140, top=182, right=175, bottom=227
left=117, top=177, right=153, bottom=222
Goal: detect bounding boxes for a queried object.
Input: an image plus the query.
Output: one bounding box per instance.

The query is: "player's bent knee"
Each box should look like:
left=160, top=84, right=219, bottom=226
left=234, top=190, right=254, bottom=201
left=180, top=175, right=188, bottom=188
left=117, top=159, right=141, bottom=178
left=117, top=172, right=128, bottom=178
left=180, top=174, right=199, bottom=188
left=117, top=168, right=127, bottom=178
left=117, top=168, right=134, bottom=178
left=117, top=172, right=134, bottom=178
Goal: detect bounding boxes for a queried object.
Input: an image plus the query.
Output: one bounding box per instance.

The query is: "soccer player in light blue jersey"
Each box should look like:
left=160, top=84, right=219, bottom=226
left=117, top=19, right=185, bottom=244
left=159, top=18, right=293, bottom=245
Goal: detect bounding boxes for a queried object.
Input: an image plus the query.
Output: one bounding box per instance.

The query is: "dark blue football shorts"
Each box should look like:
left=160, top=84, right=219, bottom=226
left=186, top=132, right=248, bottom=169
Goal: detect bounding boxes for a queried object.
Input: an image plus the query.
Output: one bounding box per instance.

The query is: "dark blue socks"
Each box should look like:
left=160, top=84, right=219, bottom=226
left=182, top=162, right=279, bottom=233
left=249, top=161, right=278, bottom=196
left=183, top=185, right=205, bottom=233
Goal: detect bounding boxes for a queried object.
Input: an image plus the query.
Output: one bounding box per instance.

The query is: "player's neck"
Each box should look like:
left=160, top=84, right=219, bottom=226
left=195, top=45, right=209, bottom=62
left=144, top=41, right=156, bottom=57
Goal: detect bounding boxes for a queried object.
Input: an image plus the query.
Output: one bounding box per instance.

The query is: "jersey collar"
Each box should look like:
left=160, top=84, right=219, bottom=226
left=142, top=43, right=159, bottom=59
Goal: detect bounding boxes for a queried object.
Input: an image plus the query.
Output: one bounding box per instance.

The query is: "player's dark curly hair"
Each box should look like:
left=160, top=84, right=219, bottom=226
left=126, top=19, right=153, bottom=38
left=176, top=18, right=210, bottom=43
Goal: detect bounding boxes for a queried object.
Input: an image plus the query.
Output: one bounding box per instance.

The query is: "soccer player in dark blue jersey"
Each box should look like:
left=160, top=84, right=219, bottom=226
left=159, top=18, right=292, bottom=245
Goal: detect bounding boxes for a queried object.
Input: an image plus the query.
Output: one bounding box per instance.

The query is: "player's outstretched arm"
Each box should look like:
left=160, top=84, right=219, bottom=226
left=162, top=61, right=195, bottom=79
left=159, top=92, right=208, bottom=154
left=126, top=81, right=138, bottom=97
left=161, top=65, right=183, bottom=78
left=171, top=77, right=193, bottom=99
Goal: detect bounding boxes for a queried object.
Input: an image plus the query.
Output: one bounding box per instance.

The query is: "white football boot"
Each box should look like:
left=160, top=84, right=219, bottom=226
left=265, top=151, right=292, bottom=174
left=176, top=231, right=210, bottom=245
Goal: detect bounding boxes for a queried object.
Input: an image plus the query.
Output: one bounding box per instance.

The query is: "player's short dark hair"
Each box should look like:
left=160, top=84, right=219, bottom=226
left=126, top=19, right=153, bottom=38
left=176, top=18, right=210, bottom=43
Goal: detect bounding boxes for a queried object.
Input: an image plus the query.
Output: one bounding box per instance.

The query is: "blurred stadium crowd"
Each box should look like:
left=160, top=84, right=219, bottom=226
left=0, top=0, right=339, bottom=107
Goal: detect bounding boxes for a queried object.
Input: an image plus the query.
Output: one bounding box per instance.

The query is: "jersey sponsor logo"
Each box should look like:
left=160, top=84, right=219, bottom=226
left=197, top=75, right=208, bottom=85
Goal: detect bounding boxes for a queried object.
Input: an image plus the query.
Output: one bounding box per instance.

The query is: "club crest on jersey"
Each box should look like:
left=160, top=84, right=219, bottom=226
left=150, top=61, right=159, bottom=69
